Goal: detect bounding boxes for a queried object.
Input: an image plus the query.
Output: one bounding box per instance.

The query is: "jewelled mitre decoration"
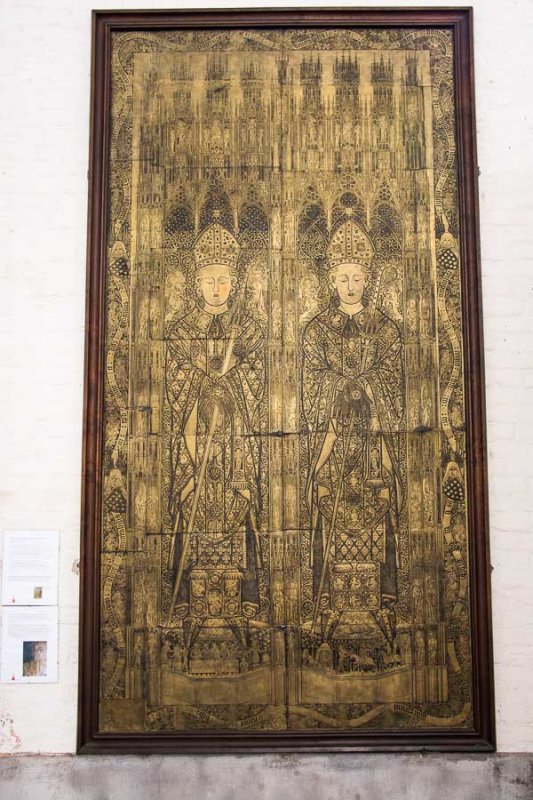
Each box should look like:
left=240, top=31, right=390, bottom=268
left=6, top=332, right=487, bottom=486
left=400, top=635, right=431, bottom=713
left=327, top=216, right=374, bottom=269
left=193, top=221, right=240, bottom=270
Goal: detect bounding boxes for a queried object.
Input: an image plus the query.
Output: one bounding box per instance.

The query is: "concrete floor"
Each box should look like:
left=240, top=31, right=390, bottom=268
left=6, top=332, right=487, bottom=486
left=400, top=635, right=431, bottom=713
left=0, top=754, right=532, bottom=800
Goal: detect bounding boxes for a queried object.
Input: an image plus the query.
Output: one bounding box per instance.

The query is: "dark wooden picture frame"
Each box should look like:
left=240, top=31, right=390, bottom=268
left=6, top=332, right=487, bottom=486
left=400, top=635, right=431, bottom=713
left=79, top=7, right=494, bottom=753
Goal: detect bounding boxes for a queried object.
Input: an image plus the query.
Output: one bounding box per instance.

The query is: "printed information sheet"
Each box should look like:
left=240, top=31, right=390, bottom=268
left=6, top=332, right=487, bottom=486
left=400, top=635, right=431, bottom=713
left=1, top=530, right=59, bottom=605
left=1, top=605, right=59, bottom=683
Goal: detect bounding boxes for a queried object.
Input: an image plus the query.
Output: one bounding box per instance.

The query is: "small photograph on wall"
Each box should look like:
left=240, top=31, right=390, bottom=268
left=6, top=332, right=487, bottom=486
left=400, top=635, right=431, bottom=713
left=79, top=8, right=494, bottom=752
left=22, top=641, right=48, bottom=677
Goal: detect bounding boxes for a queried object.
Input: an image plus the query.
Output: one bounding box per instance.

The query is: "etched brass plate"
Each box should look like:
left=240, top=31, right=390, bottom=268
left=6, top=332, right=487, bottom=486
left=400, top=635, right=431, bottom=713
left=79, top=9, right=494, bottom=752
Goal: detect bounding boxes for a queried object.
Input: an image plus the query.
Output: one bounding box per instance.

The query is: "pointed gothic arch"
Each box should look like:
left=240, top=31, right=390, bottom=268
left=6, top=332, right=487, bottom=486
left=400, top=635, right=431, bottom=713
left=297, top=186, right=329, bottom=268
left=370, top=184, right=403, bottom=265
left=199, top=183, right=234, bottom=232
left=331, top=191, right=366, bottom=230
left=238, top=203, right=269, bottom=269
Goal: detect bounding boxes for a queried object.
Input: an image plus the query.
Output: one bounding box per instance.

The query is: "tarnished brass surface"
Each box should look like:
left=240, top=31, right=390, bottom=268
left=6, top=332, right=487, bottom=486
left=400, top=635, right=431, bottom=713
left=99, top=27, right=471, bottom=733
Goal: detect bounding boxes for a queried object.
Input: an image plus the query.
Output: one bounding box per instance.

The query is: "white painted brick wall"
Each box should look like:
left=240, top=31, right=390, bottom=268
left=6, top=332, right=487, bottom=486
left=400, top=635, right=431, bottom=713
left=0, top=0, right=532, bottom=753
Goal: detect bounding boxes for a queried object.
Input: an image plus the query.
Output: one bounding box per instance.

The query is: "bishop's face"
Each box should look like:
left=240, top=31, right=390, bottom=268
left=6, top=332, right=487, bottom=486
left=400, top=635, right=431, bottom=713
left=198, top=263, right=233, bottom=309
left=330, top=263, right=366, bottom=307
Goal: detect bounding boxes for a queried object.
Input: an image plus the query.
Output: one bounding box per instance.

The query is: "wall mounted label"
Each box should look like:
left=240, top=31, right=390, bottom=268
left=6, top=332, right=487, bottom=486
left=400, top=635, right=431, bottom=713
left=1, top=530, right=59, bottom=606
left=0, top=605, right=59, bottom=683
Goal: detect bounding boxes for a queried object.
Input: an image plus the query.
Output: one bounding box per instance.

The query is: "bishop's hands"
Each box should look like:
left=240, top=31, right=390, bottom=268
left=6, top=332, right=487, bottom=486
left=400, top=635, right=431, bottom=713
left=332, top=379, right=371, bottom=425
left=198, top=376, right=235, bottom=423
